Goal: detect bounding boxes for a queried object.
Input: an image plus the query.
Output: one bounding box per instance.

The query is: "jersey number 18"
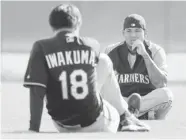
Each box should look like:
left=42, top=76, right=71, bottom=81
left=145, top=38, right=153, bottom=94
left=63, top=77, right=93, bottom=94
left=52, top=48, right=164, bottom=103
left=59, top=69, right=88, bottom=100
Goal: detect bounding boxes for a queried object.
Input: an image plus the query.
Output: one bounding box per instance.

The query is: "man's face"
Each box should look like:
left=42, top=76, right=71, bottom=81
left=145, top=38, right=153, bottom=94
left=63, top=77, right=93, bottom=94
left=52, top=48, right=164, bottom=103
left=123, top=28, right=145, bottom=47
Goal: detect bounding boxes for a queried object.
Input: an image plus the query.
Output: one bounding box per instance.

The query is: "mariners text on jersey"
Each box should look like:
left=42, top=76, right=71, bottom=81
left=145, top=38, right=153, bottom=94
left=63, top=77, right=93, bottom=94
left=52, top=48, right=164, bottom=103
left=115, top=72, right=150, bottom=84
left=45, top=50, right=96, bottom=69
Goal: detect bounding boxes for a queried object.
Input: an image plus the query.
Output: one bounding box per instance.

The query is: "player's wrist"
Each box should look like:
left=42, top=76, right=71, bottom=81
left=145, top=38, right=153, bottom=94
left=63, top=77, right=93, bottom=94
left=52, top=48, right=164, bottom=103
left=142, top=53, right=150, bottom=59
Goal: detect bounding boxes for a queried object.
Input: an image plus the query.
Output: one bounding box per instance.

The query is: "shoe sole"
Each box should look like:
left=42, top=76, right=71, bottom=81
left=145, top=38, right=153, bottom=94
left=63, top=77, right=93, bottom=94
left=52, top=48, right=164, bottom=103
left=120, top=124, right=149, bottom=132
left=128, top=93, right=141, bottom=113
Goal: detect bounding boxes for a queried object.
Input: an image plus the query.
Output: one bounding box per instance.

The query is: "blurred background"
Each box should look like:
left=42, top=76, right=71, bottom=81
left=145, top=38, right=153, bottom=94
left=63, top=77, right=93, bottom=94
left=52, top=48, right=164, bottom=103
left=1, top=1, right=186, bottom=82
left=1, top=1, right=186, bottom=133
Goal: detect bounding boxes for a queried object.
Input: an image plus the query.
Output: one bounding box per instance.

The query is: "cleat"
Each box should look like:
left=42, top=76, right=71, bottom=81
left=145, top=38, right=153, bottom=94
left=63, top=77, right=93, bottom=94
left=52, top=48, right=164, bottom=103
left=118, top=113, right=150, bottom=132
left=128, top=93, right=141, bottom=117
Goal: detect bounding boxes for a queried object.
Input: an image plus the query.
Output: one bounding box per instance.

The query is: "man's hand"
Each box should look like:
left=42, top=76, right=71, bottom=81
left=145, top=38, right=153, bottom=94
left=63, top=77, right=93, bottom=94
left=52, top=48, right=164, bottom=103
left=118, top=113, right=150, bottom=132
left=132, top=40, right=148, bottom=57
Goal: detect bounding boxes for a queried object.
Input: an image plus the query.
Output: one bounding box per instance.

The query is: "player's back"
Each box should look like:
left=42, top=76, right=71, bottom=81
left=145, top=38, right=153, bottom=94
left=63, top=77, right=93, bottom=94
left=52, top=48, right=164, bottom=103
left=38, top=31, right=102, bottom=122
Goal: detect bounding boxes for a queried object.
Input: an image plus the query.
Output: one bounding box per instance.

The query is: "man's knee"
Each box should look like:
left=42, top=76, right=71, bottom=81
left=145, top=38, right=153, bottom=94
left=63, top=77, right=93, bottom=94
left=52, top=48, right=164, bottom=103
left=155, top=87, right=173, bottom=103
left=153, top=88, right=173, bottom=119
left=139, top=88, right=173, bottom=120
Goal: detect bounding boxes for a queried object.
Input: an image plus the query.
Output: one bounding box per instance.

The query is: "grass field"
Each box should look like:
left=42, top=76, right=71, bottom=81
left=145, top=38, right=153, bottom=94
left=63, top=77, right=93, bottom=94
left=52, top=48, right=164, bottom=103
left=1, top=82, right=186, bottom=139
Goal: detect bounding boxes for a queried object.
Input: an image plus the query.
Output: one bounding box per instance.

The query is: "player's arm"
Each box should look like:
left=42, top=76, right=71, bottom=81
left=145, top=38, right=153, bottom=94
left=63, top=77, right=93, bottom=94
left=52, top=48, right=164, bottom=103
left=23, top=41, right=48, bottom=132
left=143, top=47, right=168, bottom=88
left=29, top=86, right=45, bottom=132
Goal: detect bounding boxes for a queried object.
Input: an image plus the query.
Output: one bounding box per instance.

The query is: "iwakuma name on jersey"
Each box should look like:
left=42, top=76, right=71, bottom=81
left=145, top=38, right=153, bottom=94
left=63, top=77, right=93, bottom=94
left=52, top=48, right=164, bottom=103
left=115, top=73, right=150, bottom=84
left=45, top=50, right=96, bottom=69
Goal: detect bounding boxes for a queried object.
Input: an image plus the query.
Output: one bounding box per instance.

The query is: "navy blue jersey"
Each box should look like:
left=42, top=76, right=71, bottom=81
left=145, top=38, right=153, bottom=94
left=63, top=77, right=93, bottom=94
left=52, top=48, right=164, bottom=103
left=107, top=41, right=156, bottom=97
left=24, top=32, right=102, bottom=121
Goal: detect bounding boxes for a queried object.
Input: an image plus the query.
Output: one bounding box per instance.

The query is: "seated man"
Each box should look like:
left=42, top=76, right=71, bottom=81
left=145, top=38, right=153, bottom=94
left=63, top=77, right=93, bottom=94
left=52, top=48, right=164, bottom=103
left=105, top=14, right=173, bottom=120
left=23, top=4, right=149, bottom=133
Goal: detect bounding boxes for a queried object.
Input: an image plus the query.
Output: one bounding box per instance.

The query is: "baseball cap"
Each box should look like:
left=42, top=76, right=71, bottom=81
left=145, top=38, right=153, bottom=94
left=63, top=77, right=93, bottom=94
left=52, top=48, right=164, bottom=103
left=123, top=14, right=146, bottom=30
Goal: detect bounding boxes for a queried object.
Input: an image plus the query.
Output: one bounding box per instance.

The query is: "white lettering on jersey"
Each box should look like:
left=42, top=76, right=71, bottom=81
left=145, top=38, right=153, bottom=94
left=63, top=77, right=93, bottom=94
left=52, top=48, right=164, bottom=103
left=73, top=50, right=81, bottom=64
left=45, top=55, right=52, bottom=68
left=116, top=73, right=150, bottom=84
left=81, top=50, right=89, bottom=64
left=48, top=53, right=58, bottom=68
left=65, top=51, right=73, bottom=65
left=45, top=50, right=96, bottom=68
left=57, top=52, right=66, bottom=66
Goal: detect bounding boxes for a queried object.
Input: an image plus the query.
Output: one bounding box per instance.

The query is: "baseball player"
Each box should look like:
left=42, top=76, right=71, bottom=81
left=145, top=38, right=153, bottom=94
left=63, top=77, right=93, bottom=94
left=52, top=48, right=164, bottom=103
left=23, top=4, right=149, bottom=133
left=105, top=14, right=173, bottom=120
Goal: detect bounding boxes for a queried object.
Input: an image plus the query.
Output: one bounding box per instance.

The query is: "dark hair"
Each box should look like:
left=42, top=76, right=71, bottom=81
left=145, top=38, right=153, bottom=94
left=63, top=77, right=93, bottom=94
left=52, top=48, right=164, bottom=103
left=49, top=4, right=81, bottom=30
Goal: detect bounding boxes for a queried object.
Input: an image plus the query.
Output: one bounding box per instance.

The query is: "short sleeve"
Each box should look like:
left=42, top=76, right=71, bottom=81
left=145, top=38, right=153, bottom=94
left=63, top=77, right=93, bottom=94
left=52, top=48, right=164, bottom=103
left=104, top=45, right=114, bottom=55
left=104, top=42, right=122, bottom=55
left=149, top=42, right=168, bottom=76
left=81, top=37, right=100, bottom=57
left=153, top=48, right=168, bottom=76
left=23, top=41, right=48, bottom=88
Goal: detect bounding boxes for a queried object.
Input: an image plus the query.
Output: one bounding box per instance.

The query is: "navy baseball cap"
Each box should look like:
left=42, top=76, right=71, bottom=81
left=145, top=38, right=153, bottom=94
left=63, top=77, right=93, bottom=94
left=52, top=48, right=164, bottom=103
left=123, top=14, right=146, bottom=30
